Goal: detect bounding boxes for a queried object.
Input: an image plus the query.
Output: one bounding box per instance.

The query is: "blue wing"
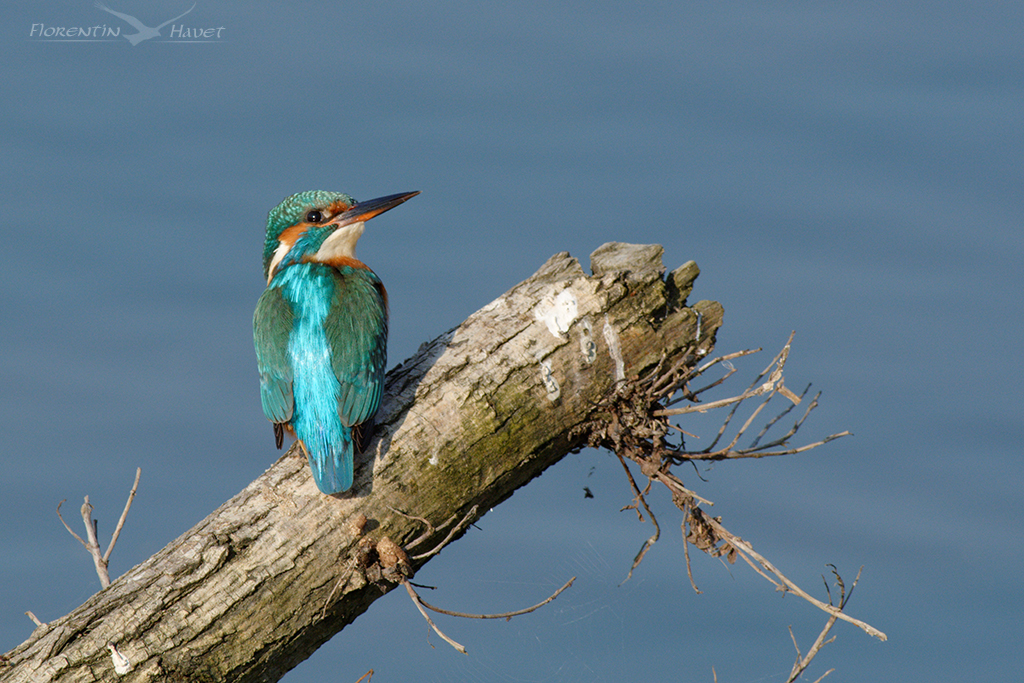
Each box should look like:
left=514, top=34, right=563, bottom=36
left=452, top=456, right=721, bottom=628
left=326, top=267, right=388, bottom=434
left=253, top=285, right=295, bottom=426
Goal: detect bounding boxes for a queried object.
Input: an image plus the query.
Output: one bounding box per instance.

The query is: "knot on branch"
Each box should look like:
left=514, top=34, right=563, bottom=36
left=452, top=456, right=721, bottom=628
left=356, top=536, right=414, bottom=589
left=685, top=507, right=737, bottom=565
left=376, top=537, right=413, bottom=581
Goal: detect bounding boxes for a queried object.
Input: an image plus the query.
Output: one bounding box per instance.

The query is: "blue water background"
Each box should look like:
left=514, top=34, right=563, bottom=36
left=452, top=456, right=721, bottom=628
left=1, top=2, right=1021, bottom=680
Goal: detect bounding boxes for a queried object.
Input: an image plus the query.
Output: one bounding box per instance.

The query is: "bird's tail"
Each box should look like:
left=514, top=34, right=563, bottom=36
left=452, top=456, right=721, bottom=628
left=300, top=427, right=354, bottom=494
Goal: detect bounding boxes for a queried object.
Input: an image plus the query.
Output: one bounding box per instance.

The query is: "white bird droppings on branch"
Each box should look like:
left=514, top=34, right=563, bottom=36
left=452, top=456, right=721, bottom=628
left=534, top=288, right=579, bottom=338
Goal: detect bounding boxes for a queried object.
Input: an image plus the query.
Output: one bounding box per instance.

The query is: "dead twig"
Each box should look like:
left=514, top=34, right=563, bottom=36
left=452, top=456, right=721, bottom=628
left=57, top=468, right=142, bottom=589
left=321, top=505, right=479, bottom=622
left=785, top=566, right=862, bottom=682
left=579, top=333, right=883, bottom=681
left=390, top=503, right=573, bottom=652
left=702, top=514, right=884, bottom=640
left=655, top=336, right=794, bottom=418
left=104, top=467, right=141, bottom=564
left=676, top=430, right=852, bottom=461
left=412, top=576, right=575, bottom=620
left=401, top=575, right=575, bottom=654
left=409, top=505, right=478, bottom=561
left=388, top=506, right=447, bottom=551
left=680, top=501, right=701, bottom=594
left=615, top=452, right=659, bottom=583
left=402, top=578, right=467, bottom=654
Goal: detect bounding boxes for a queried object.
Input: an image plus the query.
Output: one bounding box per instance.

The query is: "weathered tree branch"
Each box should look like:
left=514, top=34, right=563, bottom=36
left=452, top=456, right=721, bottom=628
left=2, top=242, right=720, bottom=682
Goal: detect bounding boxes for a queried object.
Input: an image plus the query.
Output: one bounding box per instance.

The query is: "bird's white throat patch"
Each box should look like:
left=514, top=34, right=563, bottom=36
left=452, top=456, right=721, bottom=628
left=267, top=221, right=366, bottom=282
left=314, top=221, right=365, bottom=263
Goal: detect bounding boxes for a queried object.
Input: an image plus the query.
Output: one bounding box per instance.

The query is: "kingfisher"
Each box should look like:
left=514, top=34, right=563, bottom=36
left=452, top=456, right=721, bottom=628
left=253, top=189, right=419, bottom=494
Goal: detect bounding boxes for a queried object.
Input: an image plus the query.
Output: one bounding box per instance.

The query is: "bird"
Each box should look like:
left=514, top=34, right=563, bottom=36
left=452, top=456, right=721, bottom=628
left=94, top=2, right=196, bottom=46
left=253, top=189, right=419, bottom=494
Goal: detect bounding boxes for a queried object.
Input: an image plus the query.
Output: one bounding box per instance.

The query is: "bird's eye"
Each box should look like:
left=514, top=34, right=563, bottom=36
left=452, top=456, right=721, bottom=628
left=306, top=210, right=324, bottom=223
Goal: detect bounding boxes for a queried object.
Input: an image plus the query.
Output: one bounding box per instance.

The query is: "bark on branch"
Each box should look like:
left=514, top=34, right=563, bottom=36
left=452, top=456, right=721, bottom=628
left=1, top=242, right=720, bottom=682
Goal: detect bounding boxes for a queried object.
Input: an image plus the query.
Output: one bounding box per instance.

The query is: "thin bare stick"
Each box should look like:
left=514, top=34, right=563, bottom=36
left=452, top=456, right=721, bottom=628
left=586, top=330, right=883, bottom=673
left=402, top=578, right=467, bottom=654
left=667, top=422, right=699, bottom=439
left=645, top=350, right=683, bottom=396
left=668, top=365, right=738, bottom=404
left=24, top=611, right=46, bottom=628
left=56, top=468, right=143, bottom=589
left=80, top=497, right=111, bottom=588
left=718, top=389, right=778, bottom=453
left=700, top=395, right=744, bottom=453
left=413, top=576, right=576, bottom=619
left=732, top=541, right=785, bottom=587
left=354, top=671, right=373, bottom=683
left=666, top=335, right=796, bottom=464
left=655, top=337, right=793, bottom=419
left=320, top=560, right=360, bottom=621
left=56, top=500, right=88, bottom=549
left=616, top=452, right=660, bottom=582
left=749, top=384, right=811, bottom=448
left=681, top=505, right=701, bottom=594
left=388, top=506, right=445, bottom=551
left=388, top=507, right=435, bottom=527
left=642, top=464, right=884, bottom=646
left=698, top=346, right=786, bottom=452
left=754, top=389, right=822, bottom=450
left=695, top=348, right=762, bottom=375
left=103, top=467, right=141, bottom=563
left=786, top=620, right=838, bottom=683
left=785, top=566, right=858, bottom=682
left=735, top=383, right=786, bottom=437
left=678, top=431, right=852, bottom=461
left=651, top=470, right=715, bottom=507
left=704, top=517, right=885, bottom=640
left=658, top=348, right=760, bottom=406
left=656, top=390, right=767, bottom=417
left=409, top=506, right=478, bottom=561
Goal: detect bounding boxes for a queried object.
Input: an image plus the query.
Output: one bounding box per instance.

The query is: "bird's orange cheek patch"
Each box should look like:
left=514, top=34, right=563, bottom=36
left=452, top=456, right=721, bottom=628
left=276, top=224, right=310, bottom=249
left=327, top=200, right=353, bottom=217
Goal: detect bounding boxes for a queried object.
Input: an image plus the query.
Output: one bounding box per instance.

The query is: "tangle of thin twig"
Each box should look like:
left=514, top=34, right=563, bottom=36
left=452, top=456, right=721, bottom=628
left=575, top=332, right=883, bottom=682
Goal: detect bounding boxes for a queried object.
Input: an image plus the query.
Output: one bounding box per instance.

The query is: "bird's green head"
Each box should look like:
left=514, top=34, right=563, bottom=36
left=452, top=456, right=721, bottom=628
left=263, top=190, right=354, bottom=280
left=262, top=189, right=419, bottom=282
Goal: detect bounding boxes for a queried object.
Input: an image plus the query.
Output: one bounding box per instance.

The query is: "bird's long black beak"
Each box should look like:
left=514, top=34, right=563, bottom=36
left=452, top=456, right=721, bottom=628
left=330, top=191, right=420, bottom=228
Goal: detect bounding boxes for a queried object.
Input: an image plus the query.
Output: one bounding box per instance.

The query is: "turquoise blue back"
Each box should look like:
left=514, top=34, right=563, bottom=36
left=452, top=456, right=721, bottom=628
left=254, top=262, right=387, bottom=493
